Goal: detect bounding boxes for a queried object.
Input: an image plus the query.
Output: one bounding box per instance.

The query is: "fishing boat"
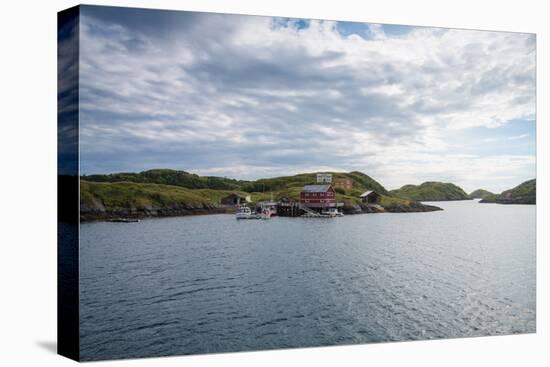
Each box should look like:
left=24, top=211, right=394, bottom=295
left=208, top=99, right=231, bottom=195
left=235, top=206, right=261, bottom=220
left=299, top=203, right=341, bottom=218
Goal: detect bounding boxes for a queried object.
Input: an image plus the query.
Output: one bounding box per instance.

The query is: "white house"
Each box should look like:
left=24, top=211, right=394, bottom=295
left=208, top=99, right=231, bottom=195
left=316, top=173, right=332, bottom=183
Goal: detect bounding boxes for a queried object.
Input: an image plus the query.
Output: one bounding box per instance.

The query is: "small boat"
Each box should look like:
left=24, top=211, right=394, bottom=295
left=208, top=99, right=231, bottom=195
left=260, top=208, right=272, bottom=219
left=107, top=218, right=140, bottom=223
left=235, top=206, right=261, bottom=220
left=321, top=208, right=344, bottom=217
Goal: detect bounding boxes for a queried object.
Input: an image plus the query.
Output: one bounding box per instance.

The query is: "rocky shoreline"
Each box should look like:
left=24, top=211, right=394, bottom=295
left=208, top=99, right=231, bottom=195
left=383, top=202, right=443, bottom=213
left=80, top=202, right=233, bottom=222
left=81, top=201, right=442, bottom=222
left=340, top=201, right=442, bottom=214
left=479, top=197, right=535, bottom=205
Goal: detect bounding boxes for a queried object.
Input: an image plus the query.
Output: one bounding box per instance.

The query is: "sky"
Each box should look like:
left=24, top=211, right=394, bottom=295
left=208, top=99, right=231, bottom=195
left=77, top=6, right=536, bottom=193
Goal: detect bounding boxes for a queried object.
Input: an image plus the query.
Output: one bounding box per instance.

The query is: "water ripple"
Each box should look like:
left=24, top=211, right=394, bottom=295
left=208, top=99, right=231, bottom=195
left=79, top=203, right=536, bottom=360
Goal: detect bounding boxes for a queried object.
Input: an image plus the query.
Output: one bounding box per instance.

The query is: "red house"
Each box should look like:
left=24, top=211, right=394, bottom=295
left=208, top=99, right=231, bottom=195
left=300, top=185, right=336, bottom=208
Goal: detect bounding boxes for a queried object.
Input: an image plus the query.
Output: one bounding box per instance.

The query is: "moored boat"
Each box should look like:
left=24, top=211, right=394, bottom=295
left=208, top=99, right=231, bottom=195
left=321, top=207, right=344, bottom=217
left=235, top=206, right=261, bottom=220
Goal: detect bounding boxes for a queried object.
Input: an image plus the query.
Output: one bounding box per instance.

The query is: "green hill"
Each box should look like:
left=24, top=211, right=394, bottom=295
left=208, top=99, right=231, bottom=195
left=240, top=171, right=388, bottom=195
left=83, top=169, right=388, bottom=198
left=468, top=189, right=495, bottom=200
left=389, top=182, right=469, bottom=201
left=480, top=179, right=536, bottom=204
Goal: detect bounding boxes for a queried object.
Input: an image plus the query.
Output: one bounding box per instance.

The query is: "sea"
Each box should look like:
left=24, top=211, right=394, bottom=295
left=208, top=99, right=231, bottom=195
left=79, top=200, right=536, bottom=360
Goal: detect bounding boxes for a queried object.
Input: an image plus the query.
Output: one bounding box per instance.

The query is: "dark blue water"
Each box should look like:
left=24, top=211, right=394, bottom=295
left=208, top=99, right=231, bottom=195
left=79, top=200, right=536, bottom=360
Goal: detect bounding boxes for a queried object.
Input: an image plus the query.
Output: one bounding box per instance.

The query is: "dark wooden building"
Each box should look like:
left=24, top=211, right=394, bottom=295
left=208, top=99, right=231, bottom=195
left=360, top=190, right=381, bottom=204
left=221, top=193, right=249, bottom=206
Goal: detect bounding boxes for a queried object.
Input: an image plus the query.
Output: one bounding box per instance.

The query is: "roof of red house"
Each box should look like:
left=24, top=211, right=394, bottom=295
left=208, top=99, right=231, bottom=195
left=302, top=184, right=332, bottom=193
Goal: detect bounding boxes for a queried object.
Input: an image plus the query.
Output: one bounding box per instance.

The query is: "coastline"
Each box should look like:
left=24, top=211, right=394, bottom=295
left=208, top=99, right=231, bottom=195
left=80, top=204, right=234, bottom=222
left=80, top=201, right=443, bottom=222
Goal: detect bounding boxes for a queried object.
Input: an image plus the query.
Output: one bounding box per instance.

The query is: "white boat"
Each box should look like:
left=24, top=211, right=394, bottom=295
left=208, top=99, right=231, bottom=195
left=321, top=208, right=344, bottom=217
left=235, top=206, right=261, bottom=220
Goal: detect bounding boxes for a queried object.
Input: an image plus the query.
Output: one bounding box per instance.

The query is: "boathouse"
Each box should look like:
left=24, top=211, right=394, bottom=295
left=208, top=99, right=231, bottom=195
left=360, top=190, right=381, bottom=204
left=221, top=193, right=250, bottom=206
left=300, top=185, right=337, bottom=208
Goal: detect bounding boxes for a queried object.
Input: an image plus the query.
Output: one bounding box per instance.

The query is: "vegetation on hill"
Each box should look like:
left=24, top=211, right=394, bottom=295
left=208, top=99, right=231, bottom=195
left=480, top=179, right=536, bottom=204
left=468, top=189, right=495, bottom=200
left=85, top=169, right=388, bottom=195
left=389, top=182, right=469, bottom=201
left=83, top=169, right=247, bottom=190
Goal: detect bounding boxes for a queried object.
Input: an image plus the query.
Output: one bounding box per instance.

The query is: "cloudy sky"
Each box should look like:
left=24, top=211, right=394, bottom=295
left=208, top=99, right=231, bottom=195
left=78, top=6, right=535, bottom=193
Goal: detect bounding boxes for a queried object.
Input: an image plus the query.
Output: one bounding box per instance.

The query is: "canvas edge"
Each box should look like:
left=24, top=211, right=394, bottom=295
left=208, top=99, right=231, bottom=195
left=57, top=4, right=81, bottom=362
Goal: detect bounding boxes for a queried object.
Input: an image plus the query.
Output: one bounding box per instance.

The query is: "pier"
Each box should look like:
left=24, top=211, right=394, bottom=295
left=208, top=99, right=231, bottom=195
left=277, top=202, right=305, bottom=217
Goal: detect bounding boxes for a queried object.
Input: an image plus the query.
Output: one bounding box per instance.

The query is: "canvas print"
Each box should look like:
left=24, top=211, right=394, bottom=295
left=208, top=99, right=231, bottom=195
left=58, top=5, right=536, bottom=362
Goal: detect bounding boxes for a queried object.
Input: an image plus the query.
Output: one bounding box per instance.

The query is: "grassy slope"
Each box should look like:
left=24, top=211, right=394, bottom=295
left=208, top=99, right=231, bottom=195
left=505, top=179, right=536, bottom=197
left=389, top=182, right=469, bottom=201
left=80, top=181, right=248, bottom=210
left=480, top=179, right=536, bottom=204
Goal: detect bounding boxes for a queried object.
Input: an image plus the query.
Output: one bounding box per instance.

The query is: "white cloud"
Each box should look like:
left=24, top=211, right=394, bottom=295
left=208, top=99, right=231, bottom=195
left=483, top=134, right=529, bottom=143
left=78, top=8, right=536, bottom=193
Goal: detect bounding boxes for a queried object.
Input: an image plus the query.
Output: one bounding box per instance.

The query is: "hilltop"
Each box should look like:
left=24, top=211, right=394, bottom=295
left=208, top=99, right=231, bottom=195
left=83, top=169, right=247, bottom=190
left=389, top=182, right=470, bottom=201
left=80, top=169, right=441, bottom=220
left=468, top=189, right=495, bottom=200
left=480, top=179, right=536, bottom=205
left=83, top=169, right=388, bottom=195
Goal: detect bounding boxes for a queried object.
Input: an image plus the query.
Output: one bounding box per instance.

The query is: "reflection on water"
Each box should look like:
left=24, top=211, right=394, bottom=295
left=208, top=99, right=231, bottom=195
left=80, top=200, right=535, bottom=360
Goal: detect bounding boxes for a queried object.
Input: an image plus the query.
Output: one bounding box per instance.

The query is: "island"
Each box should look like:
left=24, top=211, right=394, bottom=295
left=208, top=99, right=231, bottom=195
left=480, top=179, right=536, bottom=205
left=80, top=169, right=442, bottom=221
left=388, top=182, right=470, bottom=201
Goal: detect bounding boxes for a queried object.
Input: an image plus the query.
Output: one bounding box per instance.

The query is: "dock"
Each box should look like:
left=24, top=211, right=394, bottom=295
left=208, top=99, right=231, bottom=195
left=276, top=202, right=305, bottom=217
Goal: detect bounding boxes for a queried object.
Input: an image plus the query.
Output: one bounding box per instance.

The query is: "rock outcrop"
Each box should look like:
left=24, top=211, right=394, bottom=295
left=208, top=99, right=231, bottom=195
left=80, top=201, right=231, bottom=221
